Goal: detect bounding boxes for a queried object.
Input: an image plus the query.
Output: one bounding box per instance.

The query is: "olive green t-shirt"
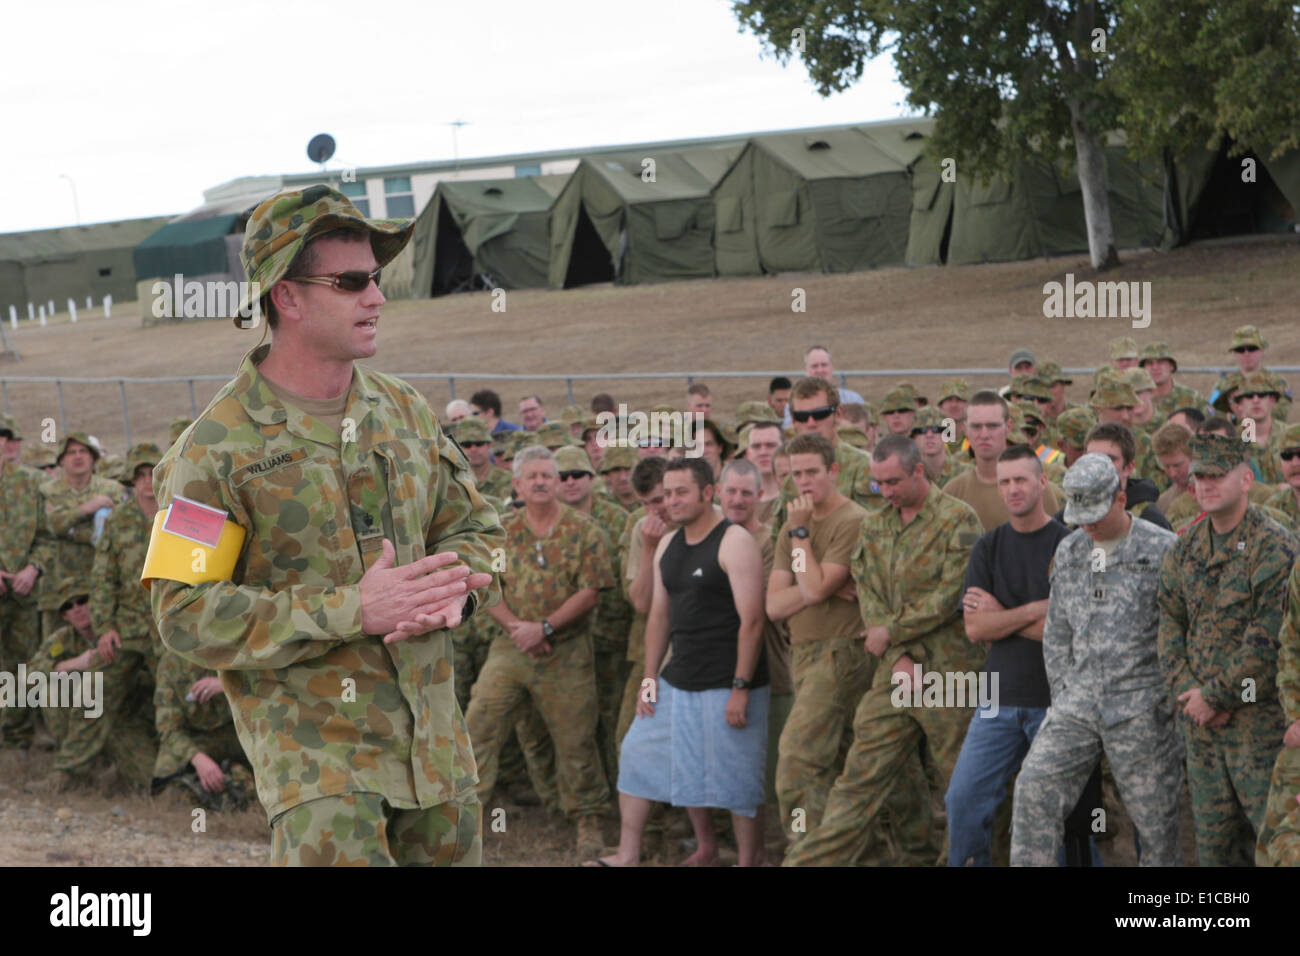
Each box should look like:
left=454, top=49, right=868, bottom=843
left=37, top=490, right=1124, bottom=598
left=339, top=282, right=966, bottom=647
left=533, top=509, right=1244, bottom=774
left=942, top=468, right=1061, bottom=533
left=776, top=497, right=867, bottom=644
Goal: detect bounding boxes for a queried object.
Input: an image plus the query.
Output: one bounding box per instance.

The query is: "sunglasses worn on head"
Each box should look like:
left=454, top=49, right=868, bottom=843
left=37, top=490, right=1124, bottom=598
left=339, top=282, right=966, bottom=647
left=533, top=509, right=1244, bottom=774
left=1281, top=450, right=1300, bottom=462
left=791, top=405, right=836, bottom=423
left=289, top=268, right=382, bottom=293
left=559, top=470, right=592, bottom=482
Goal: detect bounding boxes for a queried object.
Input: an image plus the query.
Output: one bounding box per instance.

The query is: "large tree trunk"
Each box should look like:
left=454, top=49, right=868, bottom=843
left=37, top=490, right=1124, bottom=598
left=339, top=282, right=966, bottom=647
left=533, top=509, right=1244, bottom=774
left=1070, top=104, right=1120, bottom=271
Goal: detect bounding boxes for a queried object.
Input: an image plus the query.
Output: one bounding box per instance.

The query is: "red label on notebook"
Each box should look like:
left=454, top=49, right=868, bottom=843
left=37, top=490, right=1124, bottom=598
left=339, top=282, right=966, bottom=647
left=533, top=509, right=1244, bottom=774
left=163, top=496, right=228, bottom=549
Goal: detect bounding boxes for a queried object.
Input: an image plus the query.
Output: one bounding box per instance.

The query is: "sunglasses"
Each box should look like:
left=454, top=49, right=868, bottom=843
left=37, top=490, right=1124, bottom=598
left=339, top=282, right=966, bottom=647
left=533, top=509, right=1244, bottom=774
left=459, top=441, right=490, bottom=448
left=791, top=405, right=836, bottom=423
left=1281, top=450, right=1300, bottom=462
left=59, top=596, right=89, bottom=613
left=911, top=426, right=945, bottom=436
left=1235, top=392, right=1272, bottom=401
left=559, top=470, right=592, bottom=482
left=288, top=268, right=382, bottom=293
left=1232, top=345, right=1260, bottom=353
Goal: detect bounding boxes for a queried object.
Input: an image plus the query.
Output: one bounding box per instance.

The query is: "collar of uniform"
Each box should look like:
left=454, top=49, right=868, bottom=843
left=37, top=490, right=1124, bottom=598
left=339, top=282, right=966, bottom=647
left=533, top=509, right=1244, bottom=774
left=235, top=344, right=383, bottom=448
left=1193, top=505, right=1256, bottom=567
left=881, top=479, right=943, bottom=530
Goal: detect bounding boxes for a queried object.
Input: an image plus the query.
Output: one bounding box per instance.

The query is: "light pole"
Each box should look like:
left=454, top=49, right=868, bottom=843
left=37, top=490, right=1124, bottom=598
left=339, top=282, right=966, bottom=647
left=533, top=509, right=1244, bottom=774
left=446, top=121, right=469, bottom=174
left=59, top=174, right=81, bottom=225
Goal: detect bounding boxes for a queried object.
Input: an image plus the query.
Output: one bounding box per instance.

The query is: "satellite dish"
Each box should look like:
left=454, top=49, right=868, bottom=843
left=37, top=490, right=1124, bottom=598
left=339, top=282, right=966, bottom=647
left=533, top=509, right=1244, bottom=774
left=307, top=133, right=337, bottom=164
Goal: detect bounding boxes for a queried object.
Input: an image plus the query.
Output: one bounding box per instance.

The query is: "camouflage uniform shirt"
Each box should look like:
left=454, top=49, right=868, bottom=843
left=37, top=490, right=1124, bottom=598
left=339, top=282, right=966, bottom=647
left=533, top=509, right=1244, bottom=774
left=91, top=497, right=161, bottom=662
left=35, top=473, right=124, bottom=612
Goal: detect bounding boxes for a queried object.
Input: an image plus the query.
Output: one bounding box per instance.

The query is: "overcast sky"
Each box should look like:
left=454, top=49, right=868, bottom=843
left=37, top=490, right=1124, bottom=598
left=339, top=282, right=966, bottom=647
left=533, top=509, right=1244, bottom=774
left=4, top=0, right=912, bottom=233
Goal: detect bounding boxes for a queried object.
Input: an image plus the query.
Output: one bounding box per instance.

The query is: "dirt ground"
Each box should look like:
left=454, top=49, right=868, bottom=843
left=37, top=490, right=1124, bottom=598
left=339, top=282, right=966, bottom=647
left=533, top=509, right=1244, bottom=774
left=1, top=237, right=1296, bottom=454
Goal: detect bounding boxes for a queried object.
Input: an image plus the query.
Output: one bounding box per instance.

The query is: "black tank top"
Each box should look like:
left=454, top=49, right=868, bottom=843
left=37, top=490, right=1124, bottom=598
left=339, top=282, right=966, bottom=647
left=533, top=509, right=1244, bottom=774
left=658, top=518, right=768, bottom=692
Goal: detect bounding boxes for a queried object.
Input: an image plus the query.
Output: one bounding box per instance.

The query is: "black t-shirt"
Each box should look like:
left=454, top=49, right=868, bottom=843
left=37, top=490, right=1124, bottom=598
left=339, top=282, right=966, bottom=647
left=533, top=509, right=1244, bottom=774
left=964, top=518, right=1070, bottom=708
left=658, top=519, right=769, bottom=692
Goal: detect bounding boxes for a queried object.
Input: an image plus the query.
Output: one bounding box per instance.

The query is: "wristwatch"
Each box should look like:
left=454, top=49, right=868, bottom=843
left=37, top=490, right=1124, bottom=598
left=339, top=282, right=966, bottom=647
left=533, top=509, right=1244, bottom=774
left=788, top=526, right=810, bottom=539
left=542, top=619, right=555, bottom=638
left=732, top=676, right=751, bottom=690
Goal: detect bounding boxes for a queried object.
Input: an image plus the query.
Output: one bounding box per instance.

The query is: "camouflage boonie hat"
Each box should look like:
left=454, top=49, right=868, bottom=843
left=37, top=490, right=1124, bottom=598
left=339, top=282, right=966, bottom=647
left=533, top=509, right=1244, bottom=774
left=0, top=414, right=20, bottom=440
left=120, top=442, right=162, bottom=487
left=1008, top=374, right=1052, bottom=402
left=1139, top=342, right=1178, bottom=371
left=1036, top=360, right=1072, bottom=385
left=1212, top=371, right=1245, bottom=412
left=734, top=400, right=780, bottom=429
left=23, top=445, right=56, bottom=469
left=1014, top=401, right=1046, bottom=428
left=598, top=445, right=638, bottom=473
left=836, top=425, right=870, bottom=450
left=894, top=383, right=927, bottom=407
left=168, top=416, right=194, bottom=445
left=452, top=418, right=492, bottom=444
left=1063, top=453, right=1122, bottom=524
left=1122, top=367, right=1157, bottom=394
left=1229, top=325, right=1268, bottom=351
left=880, top=387, right=918, bottom=413
left=1188, top=433, right=1247, bottom=477
left=1006, top=405, right=1031, bottom=445
left=909, top=406, right=947, bottom=434
left=235, top=184, right=415, bottom=328
left=937, top=378, right=971, bottom=403
left=579, top=416, right=603, bottom=439
left=1280, top=422, right=1300, bottom=452
left=1236, top=371, right=1281, bottom=399
left=53, top=580, right=92, bottom=615
left=1089, top=377, right=1139, bottom=410
left=1055, top=407, right=1098, bottom=450
left=560, top=405, right=585, bottom=425
left=553, top=446, right=595, bottom=474
left=535, top=422, right=574, bottom=449
left=96, top=454, right=124, bottom=481
left=57, top=431, right=101, bottom=463
left=1109, top=336, right=1140, bottom=361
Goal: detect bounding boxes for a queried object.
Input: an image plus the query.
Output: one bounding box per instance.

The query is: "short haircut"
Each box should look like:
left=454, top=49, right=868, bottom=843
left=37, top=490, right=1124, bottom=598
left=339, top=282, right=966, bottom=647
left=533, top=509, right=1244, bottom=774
left=1085, top=422, right=1136, bottom=466
left=804, top=344, right=830, bottom=360
left=720, top=458, right=762, bottom=492
left=1152, top=421, right=1193, bottom=457
left=839, top=402, right=868, bottom=425
left=871, top=434, right=923, bottom=474
left=687, top=383, right=711, bottom=398
left=445, top=399, right=471, bottom=419
left=665, top=456, right=714, bottom=490
left=519, top=394, right=543, bottom=408
left=631, top=457, right=668, bottom=495
left=967, top=390, right=1009, bottom=418
left=269, top=227, right=370, bottom=330
left=512, top=445, right=556, bottom=478
left=790, top=376, right=839, bottom=406
left=769, top=376, right=792, bottom=394
left=1198, top=415, right=1236, bottom=439
left=748, top=421, right=782, bottom=441
left=997, top=443, right=1042, bottom=472
left=470, top=389, right=502, bottom=417
left=591, top=393, right=616, bottom=414
left=785, top=433, right=836, bottom=468
left=1169, top=405, right=1206, bottom=427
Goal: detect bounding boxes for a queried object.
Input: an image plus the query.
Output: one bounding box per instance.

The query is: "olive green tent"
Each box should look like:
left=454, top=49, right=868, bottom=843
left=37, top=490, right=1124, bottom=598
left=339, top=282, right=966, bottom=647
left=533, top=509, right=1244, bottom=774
left=409, top=174, right=569, bottom=297
left=547, top=146, right=741, bottom=288
left=0, top=215, right=172, bottom=315
left=712, top=126, right=914, bottom=277
left=855, top=118, right=954, bottom=267
left=133, top=196, right=259, bottom=282
left=1164, top=142, right=1300, bottom=245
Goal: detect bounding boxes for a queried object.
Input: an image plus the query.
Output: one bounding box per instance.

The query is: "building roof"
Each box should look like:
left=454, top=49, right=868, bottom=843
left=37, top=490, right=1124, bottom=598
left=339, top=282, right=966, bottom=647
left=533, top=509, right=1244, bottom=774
left=0, top=216, right=176, bottom=262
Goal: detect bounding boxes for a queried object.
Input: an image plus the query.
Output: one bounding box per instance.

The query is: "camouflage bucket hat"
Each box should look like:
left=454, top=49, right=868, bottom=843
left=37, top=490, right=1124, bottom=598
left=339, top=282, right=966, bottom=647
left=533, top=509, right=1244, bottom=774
left=599, top=445, right=638, bottom=473
left=937, top=378, right=971, bottom=403
left=894, top=383, right=927, bottom=406
left=881, top=387, right=918, bottom=413
left=1229, top=325, right=1267, bottom=351
left=234, top=184, right=415, bottom=328
left=54, top=580, right=92, bottom=615
left=735, top=400, right=780, bottom=428
left=1122, top=367, right=1157, bottom=394
left=1236, top=370, right=1281, bottom=399
left=24, top=444, right=56, bottom=469
left=1036, top=360, right=1072, bottom=385
left=1008, top=374, right=1052, bottom=402
left=1089, top=377, right=1139, bottom=410
left=560, top=404, right=585, bottom=425
left=909, top=406, right=946, bottom=434
left=0, top=414, right=20, bottom=440
left=1109, top=336, right=1140, bottom=361
left=1212, top=372, right=1245, bottom=413
left=535, top=421, right=574, bottom=449
left=120, top=441, right=162, bottom=487
left=452, top=418, right=492, bottom=444
left=57, top=431, right=101, bottom=463
left=1014, top=400, right=1046, bottom=428
left=1063, top=453, right=1121, bottom=525
left=168, top=416, right=194, bottom=445
left=579, top=417, right=603, bottom=439
left=553, top=445, right=595, bottom=474
left=1006, top=405, right=1030, bottom=445
left=1189, top=433, right=1247, bottom=478
left=1280, top=422, right=1300, bottom=452
left=1055, top=407, right=1098, bottom=450
left=96, top=454, right=125, bottom=481
left=836, top=425, right=870, bottom=450
left=1139, top=342, right=1178, bottom=372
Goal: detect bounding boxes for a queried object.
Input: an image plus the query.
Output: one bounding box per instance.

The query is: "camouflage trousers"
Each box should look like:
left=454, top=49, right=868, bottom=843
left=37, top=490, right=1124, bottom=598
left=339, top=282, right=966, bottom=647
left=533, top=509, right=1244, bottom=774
left=270, top=791, right=481, bottom=867
left=45, top=650, right=157, bottom=790
left=153, top=719, right=246, bottom=781
left=594, top=646, right=629, bottom=788
left=451, top=623, right=490, bottom=714
left=465, top=635, right=611, bottom=819
left=1258, top=745, right=1300, bottom=866
left=777, top=638, right=933, bottom=863
left=1011, top=705, right=1183, bottom=867
left=1181, top=704, right=1285, bottom=867
left=0, top=593, right=40, bottom=747
left=782, top=681, right=971, bottom=866
left=616, top=660, right=644, bottom=748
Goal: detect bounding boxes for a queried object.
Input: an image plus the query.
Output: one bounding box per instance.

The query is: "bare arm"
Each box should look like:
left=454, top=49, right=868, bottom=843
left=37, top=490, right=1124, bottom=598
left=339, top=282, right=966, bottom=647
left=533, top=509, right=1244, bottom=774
left=643, top=533, right=674, bottom=679
left=628, top=523, right=660, bottom=616
left=543, top=587, right=599, bottom=632
left=792, top=540, right=851, bottom=605
left=964, top=599, right=1050, bottom=643
left=766, top=567, right=807, bottom=622
left=721, top=526, right=765, bottom=682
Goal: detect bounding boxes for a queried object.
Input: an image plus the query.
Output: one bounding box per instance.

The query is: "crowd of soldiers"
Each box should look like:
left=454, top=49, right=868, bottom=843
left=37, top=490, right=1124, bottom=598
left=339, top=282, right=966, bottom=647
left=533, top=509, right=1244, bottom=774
left=1, top=324, right=1298, bottom=866
left=0, top=415, right=253, bottom=812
